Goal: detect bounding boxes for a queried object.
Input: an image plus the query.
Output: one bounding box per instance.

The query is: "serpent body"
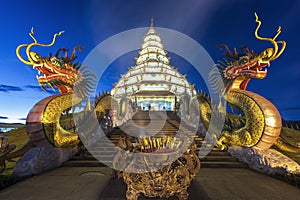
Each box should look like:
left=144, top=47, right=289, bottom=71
left=198, top=13, right=298, bottom=152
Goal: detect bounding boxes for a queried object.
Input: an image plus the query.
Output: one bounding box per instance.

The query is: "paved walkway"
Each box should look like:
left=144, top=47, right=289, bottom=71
left=0, top=167, right=299, bottom=200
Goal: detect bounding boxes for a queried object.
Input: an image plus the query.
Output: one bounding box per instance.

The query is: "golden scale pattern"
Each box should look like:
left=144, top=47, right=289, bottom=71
left=42, top=94, right=82, bottom=148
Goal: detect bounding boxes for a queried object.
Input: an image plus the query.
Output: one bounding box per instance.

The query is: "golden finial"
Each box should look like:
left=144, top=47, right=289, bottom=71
left=151, top=17, right=154, bottom=27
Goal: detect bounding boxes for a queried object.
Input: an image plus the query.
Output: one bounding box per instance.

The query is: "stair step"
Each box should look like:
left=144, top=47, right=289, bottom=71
left=200, top=161, right=247, bottom=168
left=62, top=160, right=110, bottom=167
left=65, top=111, right=247, bottom=169
left=195, top=147, right=222, bottom=152
left=71, top=155, right=98, bottom=160
left=200, top=155, right=238, bottom=162
left=197, top=151, right=231, bottom=156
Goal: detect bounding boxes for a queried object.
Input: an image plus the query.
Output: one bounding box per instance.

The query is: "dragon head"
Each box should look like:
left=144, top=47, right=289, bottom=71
left=210, top=13, right=286, bottom=93
left=16, top=28, right=96, bottom=98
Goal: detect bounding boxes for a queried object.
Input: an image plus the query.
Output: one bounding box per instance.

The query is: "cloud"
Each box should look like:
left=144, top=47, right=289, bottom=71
left=0, top=84, right=23, bottom=92
left=25, top=85, right=42, bottom=90
left=25, top=85, right=57, bottom=94
left=0, top=116, right=8, bottom=119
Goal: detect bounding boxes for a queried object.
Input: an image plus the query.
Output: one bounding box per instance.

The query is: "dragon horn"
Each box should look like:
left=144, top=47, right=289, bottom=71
left=272, top=40, right=286, bottom=60
left=239, top=46, right=247, bottom=52
left=217, top=44, right=235, bottom=58
left=254, top=12, right=285, bottom=61
left=26, top=29, right=64, bottom=62
left=16, top=27, right=64, bottom=66
left=55, top=48, right=69, bottom=58
left=233, top=48, right=238, bottom=57
left=70, top=46, right=83, bottom=61
left=16, top=43, right=32, bottom=65
left=15, top=28, right=36, bottom=65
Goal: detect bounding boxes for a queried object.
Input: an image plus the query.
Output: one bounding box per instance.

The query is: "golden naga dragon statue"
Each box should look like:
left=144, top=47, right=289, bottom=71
left=1, top=28, right=124, bottom=174
left=199, top=13, right=299, bottom=152
left=16, top=28, right=98, bottom=148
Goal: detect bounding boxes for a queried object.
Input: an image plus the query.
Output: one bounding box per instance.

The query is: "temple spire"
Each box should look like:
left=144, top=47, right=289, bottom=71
left=84, top=97, right=91, bottom=111
left=136, top=18, right=169, bottom=65
left=151, top=17, right=154, bottom=27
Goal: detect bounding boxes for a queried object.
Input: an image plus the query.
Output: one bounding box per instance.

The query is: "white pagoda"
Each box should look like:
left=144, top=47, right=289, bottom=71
left=111, top=19, right=196, bottom=111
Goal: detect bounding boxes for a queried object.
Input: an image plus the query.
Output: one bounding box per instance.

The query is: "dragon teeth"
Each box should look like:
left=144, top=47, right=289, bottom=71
left=256, top=68, right=259, bottom=72
left=36, top=75, right=39, bottom=79
left=38, top=71, right=40, bottom=75
left=247, top=66, right=250, bottom=70
left=265, top=68, right=267, bottom=72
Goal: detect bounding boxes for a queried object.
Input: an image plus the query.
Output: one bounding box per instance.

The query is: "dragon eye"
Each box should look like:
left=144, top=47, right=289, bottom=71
left=30, top=52, right=40, bottom=62
left=238, top=56, right=249, bottom=65
left=261, top=48, right=274, bottom=60
left=50, top=57, right=62, bottom=66
left=52, top=60, right=58, bottom=65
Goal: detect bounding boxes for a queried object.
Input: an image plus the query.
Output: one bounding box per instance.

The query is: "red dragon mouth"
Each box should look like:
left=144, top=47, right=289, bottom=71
left=34, top=63, right=79, bottom=83
left=224, top=60, right=268, bottom=79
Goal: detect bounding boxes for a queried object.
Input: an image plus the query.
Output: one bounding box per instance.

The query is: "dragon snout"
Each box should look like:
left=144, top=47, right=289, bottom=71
left=258, top=48, right=274, bottom=66
left=29, top=52, right=42, bottom=63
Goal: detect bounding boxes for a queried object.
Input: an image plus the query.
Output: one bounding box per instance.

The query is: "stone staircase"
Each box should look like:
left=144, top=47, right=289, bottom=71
left=63, top=111, right=247, bottom=168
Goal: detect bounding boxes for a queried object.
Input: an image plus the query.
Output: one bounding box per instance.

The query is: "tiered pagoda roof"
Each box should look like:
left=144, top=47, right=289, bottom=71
left=111, top=19, right=196, bottom=98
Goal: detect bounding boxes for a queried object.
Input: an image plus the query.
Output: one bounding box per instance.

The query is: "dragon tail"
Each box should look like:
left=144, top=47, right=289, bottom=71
left=273, top=137, right=300, bottom=153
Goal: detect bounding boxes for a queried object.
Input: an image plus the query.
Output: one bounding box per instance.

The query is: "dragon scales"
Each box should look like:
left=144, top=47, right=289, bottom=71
left=199, top=13, right=299, bottom=153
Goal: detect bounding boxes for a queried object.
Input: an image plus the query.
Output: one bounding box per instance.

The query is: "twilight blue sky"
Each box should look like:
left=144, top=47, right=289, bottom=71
left=0, top=0, right=299, bottom=123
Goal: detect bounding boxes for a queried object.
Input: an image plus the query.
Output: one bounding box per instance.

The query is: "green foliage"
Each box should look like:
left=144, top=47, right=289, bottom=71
left=1, top=127, right=27, bottom=174
left=274, top=127, right=300, bottom=165
left=0, top=127, right=27, bottom=189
